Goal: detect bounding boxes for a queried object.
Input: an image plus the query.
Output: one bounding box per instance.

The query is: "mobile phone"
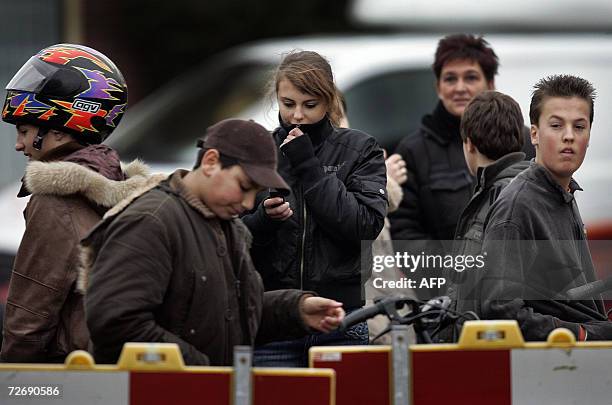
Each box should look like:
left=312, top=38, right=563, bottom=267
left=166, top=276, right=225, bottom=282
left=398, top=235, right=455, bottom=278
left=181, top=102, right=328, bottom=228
left=268, top=188, right=285, bottom=208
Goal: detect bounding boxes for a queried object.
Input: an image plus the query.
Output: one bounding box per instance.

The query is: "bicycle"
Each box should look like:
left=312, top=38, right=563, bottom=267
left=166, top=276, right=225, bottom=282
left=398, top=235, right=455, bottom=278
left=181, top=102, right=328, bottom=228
left=339, top=295, right=479, bottom=344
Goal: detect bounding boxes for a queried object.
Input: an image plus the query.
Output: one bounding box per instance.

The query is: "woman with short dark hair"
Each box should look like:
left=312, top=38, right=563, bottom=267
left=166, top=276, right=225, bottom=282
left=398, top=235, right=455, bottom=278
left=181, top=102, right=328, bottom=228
left=389, top=34, right=533, bottom=243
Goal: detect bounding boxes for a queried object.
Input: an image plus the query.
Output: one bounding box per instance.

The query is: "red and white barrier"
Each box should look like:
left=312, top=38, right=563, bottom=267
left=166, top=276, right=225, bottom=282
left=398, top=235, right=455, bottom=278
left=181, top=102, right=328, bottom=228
left=311, top=321, right=612, bottom=405
left=0, top=343, right=335, bottom=405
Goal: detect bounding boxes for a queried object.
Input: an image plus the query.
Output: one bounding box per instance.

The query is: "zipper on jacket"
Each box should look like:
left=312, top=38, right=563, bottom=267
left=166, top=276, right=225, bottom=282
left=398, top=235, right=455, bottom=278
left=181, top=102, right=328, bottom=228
left=235, top=280, right=241, bottom=299
left=299, top=199, right=307, bottom=290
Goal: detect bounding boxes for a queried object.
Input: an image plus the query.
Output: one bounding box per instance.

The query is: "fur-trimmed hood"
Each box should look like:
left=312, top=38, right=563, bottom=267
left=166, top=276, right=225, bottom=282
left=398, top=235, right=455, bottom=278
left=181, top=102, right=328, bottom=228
left=77, top=172, right=167, bottom=294
left=24, top=159, right=153, bottom=208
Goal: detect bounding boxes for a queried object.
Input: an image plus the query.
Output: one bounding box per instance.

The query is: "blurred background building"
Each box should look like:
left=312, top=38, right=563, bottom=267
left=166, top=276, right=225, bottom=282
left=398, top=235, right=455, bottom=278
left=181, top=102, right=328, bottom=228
left=1, top=1, right=62, bottom=186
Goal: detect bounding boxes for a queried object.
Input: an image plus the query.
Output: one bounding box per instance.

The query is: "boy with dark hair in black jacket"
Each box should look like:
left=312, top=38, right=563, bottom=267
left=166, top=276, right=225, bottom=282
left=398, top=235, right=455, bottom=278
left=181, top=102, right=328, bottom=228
left=441, top=91, right=529, bottom=341
left=478, top=75, right=612, bottom=341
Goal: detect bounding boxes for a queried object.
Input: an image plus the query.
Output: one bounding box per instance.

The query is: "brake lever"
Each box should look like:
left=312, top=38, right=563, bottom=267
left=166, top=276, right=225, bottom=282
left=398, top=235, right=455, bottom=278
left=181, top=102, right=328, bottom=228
left=374, top=296, right=420, bottom=325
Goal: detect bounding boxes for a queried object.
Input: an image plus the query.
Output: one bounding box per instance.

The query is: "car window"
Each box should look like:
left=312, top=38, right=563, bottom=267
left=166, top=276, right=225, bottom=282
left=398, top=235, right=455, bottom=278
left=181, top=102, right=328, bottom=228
left=344, top=68, right=438, bottom=152
left=109, top=62, right=272, bottom=164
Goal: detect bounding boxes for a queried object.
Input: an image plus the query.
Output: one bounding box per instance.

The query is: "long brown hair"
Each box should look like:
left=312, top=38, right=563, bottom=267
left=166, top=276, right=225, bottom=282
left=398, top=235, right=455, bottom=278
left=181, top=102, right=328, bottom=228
left=268, top=50, right=343, bottom=126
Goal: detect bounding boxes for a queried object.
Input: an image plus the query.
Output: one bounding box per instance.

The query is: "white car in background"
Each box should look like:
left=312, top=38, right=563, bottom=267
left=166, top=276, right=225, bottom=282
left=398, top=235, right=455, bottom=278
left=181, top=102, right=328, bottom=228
left=109, top=33, right=612, bottom=229
left=2, top=33, right=612, bottom=284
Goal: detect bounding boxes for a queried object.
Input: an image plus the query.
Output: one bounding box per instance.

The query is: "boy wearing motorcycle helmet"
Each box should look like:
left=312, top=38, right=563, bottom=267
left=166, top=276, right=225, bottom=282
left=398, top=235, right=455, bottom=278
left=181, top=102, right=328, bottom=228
left=1, top=44, right=150, bottom=362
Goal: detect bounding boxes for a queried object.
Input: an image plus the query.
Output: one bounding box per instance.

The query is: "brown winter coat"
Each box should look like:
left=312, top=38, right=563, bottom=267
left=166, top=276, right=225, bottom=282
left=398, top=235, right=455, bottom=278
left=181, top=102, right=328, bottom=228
left=80, top=170, right=310, bottom=366
left=1, top=143, right=150, bottom=363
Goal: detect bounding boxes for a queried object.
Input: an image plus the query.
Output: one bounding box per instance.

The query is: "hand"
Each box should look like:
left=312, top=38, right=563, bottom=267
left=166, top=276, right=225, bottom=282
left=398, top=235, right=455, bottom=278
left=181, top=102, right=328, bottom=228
left=386, top=153, right=408, bottom=185
left=299, top=296, right=345, bottom=333
left=280, top=127, right=304, bottom=147
left=264, top=197, right=293, bottom=221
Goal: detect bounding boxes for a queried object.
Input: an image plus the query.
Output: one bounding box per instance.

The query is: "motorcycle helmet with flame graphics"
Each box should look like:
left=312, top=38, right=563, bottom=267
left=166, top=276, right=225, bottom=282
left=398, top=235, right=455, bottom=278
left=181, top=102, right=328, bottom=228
left=2, top=43, right=128, bottom=144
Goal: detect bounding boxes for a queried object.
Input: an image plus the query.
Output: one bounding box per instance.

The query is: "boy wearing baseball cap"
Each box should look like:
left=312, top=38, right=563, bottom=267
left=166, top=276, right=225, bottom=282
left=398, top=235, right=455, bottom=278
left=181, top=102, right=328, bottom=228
left=80, top=119, right=344, bottom=365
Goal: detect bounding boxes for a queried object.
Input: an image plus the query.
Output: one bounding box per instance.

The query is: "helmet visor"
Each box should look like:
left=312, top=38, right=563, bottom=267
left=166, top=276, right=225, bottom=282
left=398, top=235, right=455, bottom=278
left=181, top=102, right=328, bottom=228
left=6, top=56, right=60, bottom=93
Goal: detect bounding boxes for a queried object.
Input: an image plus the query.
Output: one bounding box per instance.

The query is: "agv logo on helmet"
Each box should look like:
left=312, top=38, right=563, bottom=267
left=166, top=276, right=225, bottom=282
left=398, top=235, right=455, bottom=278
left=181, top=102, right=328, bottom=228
left=72, top=99, right=101, bottom=114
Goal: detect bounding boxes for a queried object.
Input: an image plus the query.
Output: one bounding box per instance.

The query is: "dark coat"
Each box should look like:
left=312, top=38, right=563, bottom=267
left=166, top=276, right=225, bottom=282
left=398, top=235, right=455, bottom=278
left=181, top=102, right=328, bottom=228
left=389, top=102, right=535, bottom=242
left=1, top=143, right=148, bottom=363
left=390, top=122, right=472, bottom=241
left=242, top=118, right=387, bottom=309
left=82, top=171, right=310, bottom=366
left=439, top=152, right=529, bottom=342
left=479, top=163, right=612, bottom=341
left=454, top=152, right=529, bottom=259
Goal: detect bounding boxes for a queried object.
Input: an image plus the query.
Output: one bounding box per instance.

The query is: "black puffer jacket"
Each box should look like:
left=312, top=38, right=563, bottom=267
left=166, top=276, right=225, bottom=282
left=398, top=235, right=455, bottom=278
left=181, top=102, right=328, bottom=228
left=389, top=102, right=535, bottom=242
left=243, top=117, right=387, bottom=308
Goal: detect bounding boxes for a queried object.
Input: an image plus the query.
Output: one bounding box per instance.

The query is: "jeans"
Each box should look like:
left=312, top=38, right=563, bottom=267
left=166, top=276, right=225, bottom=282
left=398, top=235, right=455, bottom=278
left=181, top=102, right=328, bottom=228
left=254, top=320, right=369, bottom=367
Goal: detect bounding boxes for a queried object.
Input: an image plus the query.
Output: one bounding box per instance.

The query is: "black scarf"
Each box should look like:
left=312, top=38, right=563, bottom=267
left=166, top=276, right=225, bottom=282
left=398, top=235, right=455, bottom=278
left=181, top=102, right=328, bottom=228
left=278, top=114, right=330, bottom=148
left=422, top=101, right=461, bottom=141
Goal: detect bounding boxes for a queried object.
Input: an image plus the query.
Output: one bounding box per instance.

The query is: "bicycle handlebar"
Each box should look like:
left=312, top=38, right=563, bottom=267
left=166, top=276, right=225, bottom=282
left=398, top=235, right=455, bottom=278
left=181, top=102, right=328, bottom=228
left=565, top=276, right=612, bottom=300
left=339, top=296, right=427, bottom=332
left=340, top=301, right=388, bottom=331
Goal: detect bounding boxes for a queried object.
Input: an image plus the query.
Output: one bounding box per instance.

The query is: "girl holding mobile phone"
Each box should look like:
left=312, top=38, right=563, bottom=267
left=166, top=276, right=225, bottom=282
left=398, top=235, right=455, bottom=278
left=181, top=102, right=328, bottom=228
left=242, top=50, right=387, bottom=367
